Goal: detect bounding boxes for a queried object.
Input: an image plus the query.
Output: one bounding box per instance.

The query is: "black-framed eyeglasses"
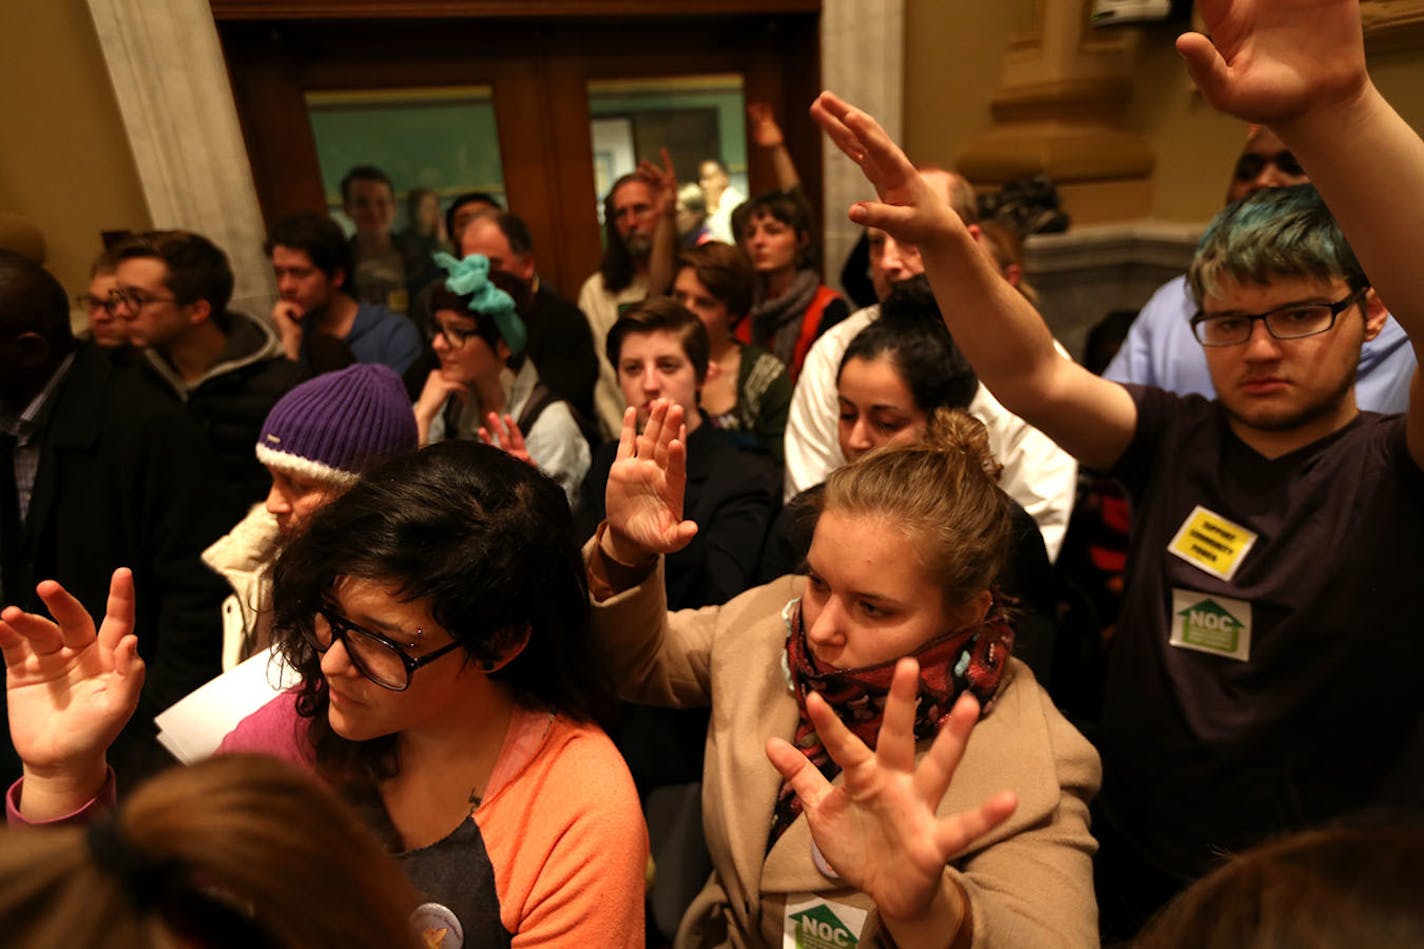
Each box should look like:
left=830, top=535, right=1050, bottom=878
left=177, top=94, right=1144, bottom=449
left=1190, top=288, right=1368, bottom=347
left=305, top=607, right=464, bottom=691
left=1232, top=150, right=1305, bottom=182
left=109, top=288, right=178, bottom=311
left=432, top=319, right=482, bottom=349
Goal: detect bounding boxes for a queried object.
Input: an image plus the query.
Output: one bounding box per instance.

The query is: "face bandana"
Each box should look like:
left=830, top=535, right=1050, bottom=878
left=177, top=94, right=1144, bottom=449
left=767, top=595, right=1015, bottom=849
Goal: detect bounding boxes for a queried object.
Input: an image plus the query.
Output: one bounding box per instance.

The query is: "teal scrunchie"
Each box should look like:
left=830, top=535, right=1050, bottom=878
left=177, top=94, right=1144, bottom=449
left=432, top=252, right=527, bottom=355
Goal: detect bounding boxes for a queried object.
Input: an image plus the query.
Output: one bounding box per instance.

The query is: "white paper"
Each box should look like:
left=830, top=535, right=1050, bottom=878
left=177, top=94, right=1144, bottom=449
left=154, top=646, right=299, bottom=764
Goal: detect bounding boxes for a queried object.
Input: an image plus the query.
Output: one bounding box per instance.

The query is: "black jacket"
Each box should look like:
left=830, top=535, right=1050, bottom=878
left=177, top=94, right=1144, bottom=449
left=2, top=343, right=239, bottom=785
left=138, top=312, right=304, bottom=506
left=578, top=420, right=779, bottom=610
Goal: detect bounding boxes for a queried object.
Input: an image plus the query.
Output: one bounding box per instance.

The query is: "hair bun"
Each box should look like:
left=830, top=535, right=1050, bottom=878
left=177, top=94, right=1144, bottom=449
left=922, top=407, right=1002, bottom=483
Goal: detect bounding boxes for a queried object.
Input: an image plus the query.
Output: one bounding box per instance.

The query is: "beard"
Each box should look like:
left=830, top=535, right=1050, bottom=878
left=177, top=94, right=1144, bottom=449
left=622, top=232, right=652, bottom=259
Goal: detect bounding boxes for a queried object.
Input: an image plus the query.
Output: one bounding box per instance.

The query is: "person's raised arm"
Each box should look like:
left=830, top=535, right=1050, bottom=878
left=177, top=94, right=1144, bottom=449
left=638, top=149, right=679, bottom=297
left=748, top=102, right=801, bottom=192
left=1179, top=0, right=1424, bottom=464
left=2, top=570, right=142, bottom=821
left=811, top=92, right=1138, bottom=471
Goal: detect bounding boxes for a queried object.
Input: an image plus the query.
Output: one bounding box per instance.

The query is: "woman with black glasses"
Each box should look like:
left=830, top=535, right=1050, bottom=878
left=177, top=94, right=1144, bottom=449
left=2, top=441, right=647, bottom=947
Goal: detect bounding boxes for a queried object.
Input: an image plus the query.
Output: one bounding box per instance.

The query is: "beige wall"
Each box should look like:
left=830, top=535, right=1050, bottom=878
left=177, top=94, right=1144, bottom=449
left=904, top=0, right=1424, bottom=225
left=0, top=0, right=150, bottom=299
left=902, top=0, right=1021, bottom=171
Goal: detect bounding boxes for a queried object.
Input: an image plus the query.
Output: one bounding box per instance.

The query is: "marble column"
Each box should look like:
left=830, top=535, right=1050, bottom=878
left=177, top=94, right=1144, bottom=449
left=821, top=0, right=904, bottom=297
left=84, top=0, right=276, bottom=318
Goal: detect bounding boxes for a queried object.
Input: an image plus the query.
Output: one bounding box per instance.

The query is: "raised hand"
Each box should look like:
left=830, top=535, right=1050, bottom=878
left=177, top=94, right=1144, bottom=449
left=810, top=92, right=966, bottom=248
left=766, top=659, right=1017, bottom=930
left=747, top=102, right=785, bottom=149
left=2, top=570, right=143, bottom=815
left=1177, top=0, right=1369, bottom=127
left=478, top=412, right=534, bottom=467
left=637, top=147, right=679, bottom=219
left=602, top=400, right=698, bottom=565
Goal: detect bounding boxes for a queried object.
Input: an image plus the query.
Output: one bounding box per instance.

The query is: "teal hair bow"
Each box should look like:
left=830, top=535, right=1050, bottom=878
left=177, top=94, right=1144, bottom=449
left=432, top=252, right=527, bottom=355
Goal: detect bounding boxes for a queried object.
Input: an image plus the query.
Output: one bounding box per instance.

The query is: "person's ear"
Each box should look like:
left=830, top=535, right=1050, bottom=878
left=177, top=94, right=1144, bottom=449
left=965, top=223, right=983, bottom=245
left=1001, top=262, right=1023, bottom=288
left=479, top=626, right=531, bottom=673
left=1361, top=286, right=1389, bottom=342
left=184, top=298, right=213, bottom=327
left=496, top=339, right=513, bottom=365
left=951, top=589, right=994, bottom=628
left=331, top=267, right=347, bottom=291
left=703, top=360, right=722, bottom=383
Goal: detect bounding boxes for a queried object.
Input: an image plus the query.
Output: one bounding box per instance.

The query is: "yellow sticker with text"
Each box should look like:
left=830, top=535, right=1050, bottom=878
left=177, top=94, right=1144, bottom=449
left=1166, top=505, right=1258, bottom=582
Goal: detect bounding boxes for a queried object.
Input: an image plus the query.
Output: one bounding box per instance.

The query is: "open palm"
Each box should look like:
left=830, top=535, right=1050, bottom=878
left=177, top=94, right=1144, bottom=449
left=1178, top=0, right=1368, bottom=126
left=766, top=659, right=1017, bottom=923
left=1, top=569, right=144, bottom=775
left=604, top=400, right=698, bottom=561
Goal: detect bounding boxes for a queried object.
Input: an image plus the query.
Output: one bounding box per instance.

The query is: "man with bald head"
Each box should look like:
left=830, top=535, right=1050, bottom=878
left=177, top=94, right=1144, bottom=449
left=781, top=168, right=1078, bottom=559
left=461, top=212, right=598, bottom=427
left=1105, top=126, right=1417, bottom=410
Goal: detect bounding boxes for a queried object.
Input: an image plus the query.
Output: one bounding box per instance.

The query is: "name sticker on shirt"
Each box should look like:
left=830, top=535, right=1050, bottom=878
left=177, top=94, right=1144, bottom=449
left=784, top=897, right=869, bottom=948
left=1166, top=505, right=1258, bottom=581
left=1169, top=588, right=1253, bottom=662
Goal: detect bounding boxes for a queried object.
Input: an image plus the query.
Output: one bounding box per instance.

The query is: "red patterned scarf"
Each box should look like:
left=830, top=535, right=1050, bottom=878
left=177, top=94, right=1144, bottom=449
left=768, top=596, right=1015, bottom=848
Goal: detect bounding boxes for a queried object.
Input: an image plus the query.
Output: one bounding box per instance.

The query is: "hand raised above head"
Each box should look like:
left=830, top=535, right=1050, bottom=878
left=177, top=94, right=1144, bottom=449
left=637, top=147, right=679, bottom=218
left=810, top=92, right=967, bottom=248
left=1, top=569, right=143, bottom=812
left=1177, top=0, right=1369, bottom=128
left=602, top=399, right=698, bottom=565
left=747, top=101, right=785, bottom=149
left=766, top=659, right=1016, bottom=928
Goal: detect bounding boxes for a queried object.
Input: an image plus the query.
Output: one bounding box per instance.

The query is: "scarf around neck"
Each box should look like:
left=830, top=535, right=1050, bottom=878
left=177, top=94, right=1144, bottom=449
left=750, top=268, right=821, bottom=366
left=768, top=595, right=1015, bottom=848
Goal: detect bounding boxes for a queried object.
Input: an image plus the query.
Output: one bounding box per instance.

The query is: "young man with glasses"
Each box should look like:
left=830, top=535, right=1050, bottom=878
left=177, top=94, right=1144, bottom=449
left=814, top=3, right=1424, bottom=927
left=74, top=250, right=129, bottom=354
left=1105, top=126, right=1416, bottom=413
left=113, top=230, right=303, bottom=505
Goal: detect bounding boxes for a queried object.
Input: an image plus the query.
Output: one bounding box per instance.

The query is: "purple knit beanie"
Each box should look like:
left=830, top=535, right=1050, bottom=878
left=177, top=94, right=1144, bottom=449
left=254, top=363, right=418, bottom=484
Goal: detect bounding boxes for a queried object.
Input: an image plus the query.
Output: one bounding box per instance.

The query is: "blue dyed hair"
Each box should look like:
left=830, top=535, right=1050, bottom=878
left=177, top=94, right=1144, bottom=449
left=1188, top=184, right=1367, bottom=306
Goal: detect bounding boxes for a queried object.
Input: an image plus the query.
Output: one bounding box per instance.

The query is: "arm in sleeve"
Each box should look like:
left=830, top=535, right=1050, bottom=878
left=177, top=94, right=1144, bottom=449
left=502, top=731, right=648, bottom=948
left=584, top=538, right=719, bottom=707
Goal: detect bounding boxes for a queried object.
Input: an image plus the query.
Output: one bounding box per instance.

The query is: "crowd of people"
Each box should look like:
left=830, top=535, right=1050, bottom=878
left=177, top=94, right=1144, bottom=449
left=2, top=0, right=1423, bottom=945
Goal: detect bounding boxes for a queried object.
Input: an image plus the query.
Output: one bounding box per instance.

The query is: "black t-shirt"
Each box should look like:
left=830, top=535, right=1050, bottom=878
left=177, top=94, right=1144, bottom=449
left=1100, top=386, right=1424, bottom=877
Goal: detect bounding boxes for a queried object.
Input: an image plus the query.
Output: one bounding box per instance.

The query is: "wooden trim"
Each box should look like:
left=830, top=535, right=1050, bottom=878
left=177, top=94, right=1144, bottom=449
left=211, top=0, right=818, bottom=20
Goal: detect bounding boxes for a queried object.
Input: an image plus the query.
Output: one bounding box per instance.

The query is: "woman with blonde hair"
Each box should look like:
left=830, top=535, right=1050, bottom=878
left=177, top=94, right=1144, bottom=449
left=0, top=754, right=420, bottom=948
left=586, top=396, right=1099, bottom=946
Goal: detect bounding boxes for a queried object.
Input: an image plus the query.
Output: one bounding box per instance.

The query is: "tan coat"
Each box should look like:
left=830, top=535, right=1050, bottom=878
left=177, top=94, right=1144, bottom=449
left=590, top=556, right=1101, bottom=948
